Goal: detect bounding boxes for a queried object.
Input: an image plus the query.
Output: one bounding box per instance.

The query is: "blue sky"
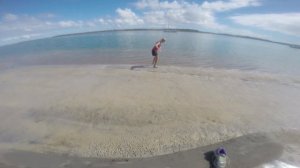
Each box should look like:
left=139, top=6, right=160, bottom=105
left=0, top=0, right=300, bottom=46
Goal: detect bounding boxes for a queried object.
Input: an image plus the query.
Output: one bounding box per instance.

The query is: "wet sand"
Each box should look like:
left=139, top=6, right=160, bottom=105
left=0, top=65, right=300, bottom=159
left=0, top=131, right=299, bottom=168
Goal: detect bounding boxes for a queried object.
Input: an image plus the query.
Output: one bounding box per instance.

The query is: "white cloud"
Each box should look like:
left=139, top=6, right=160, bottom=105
left=0, top=14, right=85, bottom=34
left=135, top=0, right=260, bottom=11
left=143, top=11, right=166, bottom=24
left=98, top=18, right=106, bottom=24
left=230, top=13, right=300, bottom=36
left=115, top=8, right=144, bottom=25
left=0, top=13, right=106, bottom=45
left=202, top=0, right=260, bottom=12
left=1, top=33, right=42, bottom=43
left=59, top=20, right=81, bottom=28
left=132, top=0, right=261, bottom=29
left=3, top=13, right=18, bottom=21
left=135, top=0, right=181, bottom=9
left=44, top=13, right=56, bottom=18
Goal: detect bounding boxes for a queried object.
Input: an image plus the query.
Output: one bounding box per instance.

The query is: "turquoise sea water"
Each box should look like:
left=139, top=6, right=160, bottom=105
left=0, top=31, right=300, bottom=75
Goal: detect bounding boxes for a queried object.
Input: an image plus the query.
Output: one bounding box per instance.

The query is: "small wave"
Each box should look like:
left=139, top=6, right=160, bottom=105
left=262, top=161, right=299, bottom=168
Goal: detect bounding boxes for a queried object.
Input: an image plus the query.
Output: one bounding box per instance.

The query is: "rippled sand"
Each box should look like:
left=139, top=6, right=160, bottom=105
left=0, top=65, right=299, bottom=158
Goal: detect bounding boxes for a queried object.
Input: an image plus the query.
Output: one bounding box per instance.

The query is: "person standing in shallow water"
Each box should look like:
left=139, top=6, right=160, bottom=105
left=151, top=38, right=166, bottom=68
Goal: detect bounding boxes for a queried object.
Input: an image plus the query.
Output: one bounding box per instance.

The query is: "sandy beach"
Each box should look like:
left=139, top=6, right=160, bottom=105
left=0, top=65, right=300, bottom=159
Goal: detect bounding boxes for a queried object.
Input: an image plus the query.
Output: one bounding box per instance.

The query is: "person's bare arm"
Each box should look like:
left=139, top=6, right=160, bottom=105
left=155, top=42, right=161, bottom=50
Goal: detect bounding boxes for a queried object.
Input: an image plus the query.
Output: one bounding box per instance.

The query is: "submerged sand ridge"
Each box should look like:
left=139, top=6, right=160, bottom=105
left=0, top=65, right=300, bottom=158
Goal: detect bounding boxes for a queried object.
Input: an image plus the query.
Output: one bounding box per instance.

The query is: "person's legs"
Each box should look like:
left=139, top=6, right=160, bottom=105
left=152, top=50, right=157, bottom=65
left=153, top=55, right=159, bottom=68
left=152, top=56, right=156, bottom=65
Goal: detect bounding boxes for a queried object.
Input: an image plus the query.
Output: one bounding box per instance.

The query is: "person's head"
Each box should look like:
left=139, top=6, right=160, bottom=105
left=160, top=38, right=166, bottom=43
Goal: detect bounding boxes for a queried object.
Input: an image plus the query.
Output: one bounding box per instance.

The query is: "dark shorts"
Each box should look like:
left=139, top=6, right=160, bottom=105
left=152, top=49, right=158, bottom=56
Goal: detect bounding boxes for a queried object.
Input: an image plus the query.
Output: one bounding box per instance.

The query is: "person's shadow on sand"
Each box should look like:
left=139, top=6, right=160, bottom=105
left=204, top=151, right=215, bottom=168
left=130, top=65, right=146, bottom=70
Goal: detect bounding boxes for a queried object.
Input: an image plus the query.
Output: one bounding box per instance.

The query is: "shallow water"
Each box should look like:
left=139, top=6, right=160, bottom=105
left=1, top=31, right=300, bottom=75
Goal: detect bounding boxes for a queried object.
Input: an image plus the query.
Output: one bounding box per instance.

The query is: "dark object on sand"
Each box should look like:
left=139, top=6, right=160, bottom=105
left=213, top=147, right=228, bottom=168
left=130, top=65, right=146, bottom=70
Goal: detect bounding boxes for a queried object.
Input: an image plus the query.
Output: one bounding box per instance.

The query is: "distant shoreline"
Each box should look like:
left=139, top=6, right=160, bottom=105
left=53, top=28, right=300, bottom=49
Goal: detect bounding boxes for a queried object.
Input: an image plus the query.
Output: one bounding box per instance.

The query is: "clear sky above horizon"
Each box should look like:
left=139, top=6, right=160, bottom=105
left=0, top=0, right=300, bottom=46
